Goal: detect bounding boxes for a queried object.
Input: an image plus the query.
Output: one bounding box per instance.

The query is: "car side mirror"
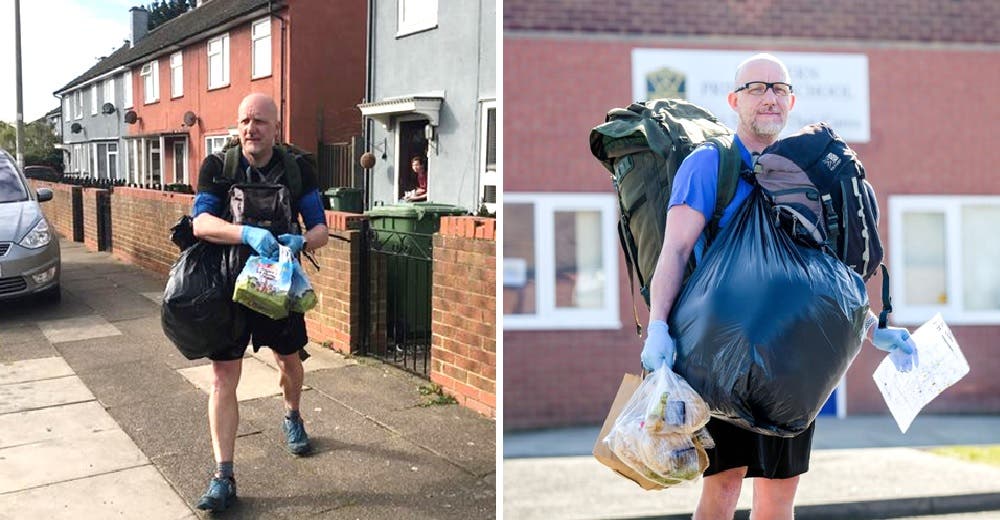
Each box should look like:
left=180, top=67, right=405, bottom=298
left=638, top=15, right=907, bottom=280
left=36, top=188, right=53, bottom=202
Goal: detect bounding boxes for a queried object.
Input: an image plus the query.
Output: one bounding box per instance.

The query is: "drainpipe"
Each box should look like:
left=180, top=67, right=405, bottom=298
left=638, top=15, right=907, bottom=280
left=269, top=1, right=288, bottom=143
left=365, top=0, right=375, bottom=209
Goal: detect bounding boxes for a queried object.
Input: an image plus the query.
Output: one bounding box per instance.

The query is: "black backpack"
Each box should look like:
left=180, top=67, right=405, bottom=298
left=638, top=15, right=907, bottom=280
left=590, top=99, right=744, bottom=334
left=755, top=122, right=893, bottom=325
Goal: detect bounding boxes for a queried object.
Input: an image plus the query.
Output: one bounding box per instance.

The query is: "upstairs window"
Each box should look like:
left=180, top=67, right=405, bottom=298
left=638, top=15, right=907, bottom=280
left=141, top=60, right=159, bottom=104
left=91, top=84, right=98, bottom=115
left=251, top=18, right=271, bottom=79
left=208, top=34, right=230, bottom=89
left=103, top=78, right=115, bottom=109
left=74, top=90, right=83, bottom=119
left=123, top=71, right=133, bottom=108
left=170, top=52, right=183, bottom=98
left=398, top=0, right=438, bottom=36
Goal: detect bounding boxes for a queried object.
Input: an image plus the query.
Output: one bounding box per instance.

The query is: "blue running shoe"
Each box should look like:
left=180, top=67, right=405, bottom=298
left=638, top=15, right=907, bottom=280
left=196, top=476, right=236, bottom=511
left=282, top=414, right=312, bottom=455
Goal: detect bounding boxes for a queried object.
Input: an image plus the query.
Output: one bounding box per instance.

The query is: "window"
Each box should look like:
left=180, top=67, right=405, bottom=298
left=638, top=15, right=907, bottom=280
left=479, top=101, right=497, bottom=212
left=93, top=142, right=119, bottom=179
left=63, top=97, right=72, bottom=122
left=251, top=18, right=271, bottom=79
left=397, top=0, right=438, bottom=36
left=207, top=34, right=230, bottom=89
left=103, top=79, right=115, bottom=109
left=141, top=60, right=159, bottom=104
left=170, top=52, right=183, bottom=98
left=503, top=193, right=620, bottom=329
left=123, top=71, right=133, bottom=108
left=890, top=196, right=1000, bottom=324
left=205, top=135, right=230, bottom=157
left=75, top=90, right=83, bottom=119
left=91, top=84, right=98, bottom=115
left=148, top=139, right=161, bottom=185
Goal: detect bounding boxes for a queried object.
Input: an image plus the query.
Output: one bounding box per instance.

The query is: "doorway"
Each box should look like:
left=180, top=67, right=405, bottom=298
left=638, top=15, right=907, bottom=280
left=396, top=119, right=428, bottom=201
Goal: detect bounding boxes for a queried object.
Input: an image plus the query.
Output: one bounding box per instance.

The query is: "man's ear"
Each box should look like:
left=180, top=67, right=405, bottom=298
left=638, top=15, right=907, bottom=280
left=727, top=91, right=739, bottom=111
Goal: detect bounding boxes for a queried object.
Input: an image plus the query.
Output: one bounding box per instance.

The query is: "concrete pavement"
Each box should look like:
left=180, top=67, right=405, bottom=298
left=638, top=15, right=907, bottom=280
left=0, top=239, right=495, bottom=519
left=504, top=416, right=1000, bottom=519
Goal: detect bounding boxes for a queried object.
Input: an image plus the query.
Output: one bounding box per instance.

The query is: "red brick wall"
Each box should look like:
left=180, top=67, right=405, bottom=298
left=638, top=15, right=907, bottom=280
left=504, top=0, right=1000, bottom=44
left=110, top=187, right=193, bottom=275
left=303, top=211, right=368, bottom=353
left=29, top=181, right=76, bottom=240
left=503, top=36, right=1000, bottom=429
left=431, top=217, right=497, bottom=418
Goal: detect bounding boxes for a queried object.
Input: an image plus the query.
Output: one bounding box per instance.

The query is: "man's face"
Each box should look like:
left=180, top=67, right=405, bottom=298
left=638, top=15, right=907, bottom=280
left=729, top=60, right=795, bottom=140
left=237, top=97, right=278, bottom=156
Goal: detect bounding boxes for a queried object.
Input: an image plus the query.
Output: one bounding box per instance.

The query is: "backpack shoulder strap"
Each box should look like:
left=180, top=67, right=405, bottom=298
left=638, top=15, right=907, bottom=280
left=704, top=134, right=742, bottom=236
left=221, top=145, right=241, bottom=181
left=274, top=145, right=304, bottom=202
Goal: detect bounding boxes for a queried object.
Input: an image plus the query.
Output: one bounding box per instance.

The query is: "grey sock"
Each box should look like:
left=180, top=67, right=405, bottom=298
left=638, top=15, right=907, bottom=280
left=216, top=461, right=234, bottom=480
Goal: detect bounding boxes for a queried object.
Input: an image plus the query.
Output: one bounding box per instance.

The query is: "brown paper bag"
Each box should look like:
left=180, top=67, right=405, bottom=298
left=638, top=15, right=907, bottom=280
left=592, top=373, right=666, bottom=490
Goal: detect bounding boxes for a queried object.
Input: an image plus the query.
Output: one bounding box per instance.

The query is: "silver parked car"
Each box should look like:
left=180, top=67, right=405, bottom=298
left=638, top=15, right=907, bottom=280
left=0, top=149, right=60, bottom=302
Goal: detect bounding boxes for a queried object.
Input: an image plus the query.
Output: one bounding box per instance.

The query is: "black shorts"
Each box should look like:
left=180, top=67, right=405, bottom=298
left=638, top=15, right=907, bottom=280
left=702, top=417, right=816, bottom=479
left=208, top=309, right=308, bottom=362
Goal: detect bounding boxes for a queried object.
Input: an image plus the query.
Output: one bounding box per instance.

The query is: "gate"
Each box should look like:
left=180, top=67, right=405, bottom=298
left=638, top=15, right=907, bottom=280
left=71, top=186, right=84, bottom=242
left=96, top=190, right=112, bottom=252
left=316, top=140, right=354, bottom=190
left=360, top=224, right=434, bottom=377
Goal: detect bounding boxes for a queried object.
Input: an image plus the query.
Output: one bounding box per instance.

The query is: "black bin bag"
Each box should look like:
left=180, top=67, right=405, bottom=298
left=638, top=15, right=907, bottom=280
left=162, top=241, right=246, bottom=360
left=669, top=188, right=869, bottom=437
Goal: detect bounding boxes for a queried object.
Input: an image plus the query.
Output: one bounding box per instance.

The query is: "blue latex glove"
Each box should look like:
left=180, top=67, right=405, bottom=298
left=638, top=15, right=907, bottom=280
left=873, top=325, right=918, bottom=372
left=241, top=226, right=279, bottom=259
left=873, top=326, right=916, bottom=354
left=641, top=320, right=676, bottom=371
left=277, top=234, right=305, bottom=256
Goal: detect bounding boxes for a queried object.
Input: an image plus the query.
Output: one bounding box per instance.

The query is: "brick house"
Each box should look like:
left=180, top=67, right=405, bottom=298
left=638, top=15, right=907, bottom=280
left=503, top=0, right=1000, bottom=429
left=54, top=0, right=366, bottom=191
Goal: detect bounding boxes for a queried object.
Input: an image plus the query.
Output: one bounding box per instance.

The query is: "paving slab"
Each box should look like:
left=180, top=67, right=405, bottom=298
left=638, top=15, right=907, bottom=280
left=75, top=358, right=198, bottom=408
left=0, top=375, right=95, bottom=415
left=178, top=355, right=310, bottom=402
left=390, top=402, right=497, bottom=477
left=0, top=356, right=73, bottom=385
left=0, top=465, right=195, bottom=520
left=252, top=343, right=358, bottom=373
left=0, top=322, right=44, bottom=349
left=36, top=315, right=121, bottom=344
left=0, top=429, right=147, bottom=493
left=305, top=364, right=426, bottom=425
left=70, top=285, right=161, bottom=322
left=0, top=401, right=118, bottom=449
left=51, top=333, right=160, bottom=374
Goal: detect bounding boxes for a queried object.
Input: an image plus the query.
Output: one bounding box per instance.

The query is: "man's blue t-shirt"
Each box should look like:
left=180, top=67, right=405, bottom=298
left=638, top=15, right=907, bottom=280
left=667, top=134, right=755, bottom=265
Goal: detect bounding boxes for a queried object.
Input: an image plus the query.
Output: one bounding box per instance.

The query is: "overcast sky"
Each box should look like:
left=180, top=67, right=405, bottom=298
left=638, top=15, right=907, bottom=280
left=0, top=0, right=133, bottom=123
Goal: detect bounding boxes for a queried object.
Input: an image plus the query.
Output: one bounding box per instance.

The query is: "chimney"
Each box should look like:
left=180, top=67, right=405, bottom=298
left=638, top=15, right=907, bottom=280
left=130, top=6, right=148, bottom=46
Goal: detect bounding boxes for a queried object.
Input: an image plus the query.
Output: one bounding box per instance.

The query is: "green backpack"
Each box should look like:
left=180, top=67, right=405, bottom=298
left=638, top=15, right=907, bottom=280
left=589, top=99, right=743, bottom=334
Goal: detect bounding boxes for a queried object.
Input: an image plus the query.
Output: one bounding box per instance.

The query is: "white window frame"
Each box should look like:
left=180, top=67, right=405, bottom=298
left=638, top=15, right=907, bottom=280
left=170, top=52, right=183, bottom=98
left=207, top=33, right=230, bottom=90
left=103, top=79, right=115, bottom=110
left=90, top=84, right=98, bottom=115
left=63, top=96, right=72, bottom=122
left=251, top=18, right=271, bottom=79
left=503, top=193, right=621, bottom=330
left=397, top=0, right=438, bottom=37
left=205, top=135, right=230, bottom=157
left=75, top=90, right=83, bottom=119
left=141, top=60, right=159, bottom=104
left=889, top=195, right=1000, bottom=325
left=478, top=100, right=498, bottom=213
left=123, top=71, right=133, bottom=108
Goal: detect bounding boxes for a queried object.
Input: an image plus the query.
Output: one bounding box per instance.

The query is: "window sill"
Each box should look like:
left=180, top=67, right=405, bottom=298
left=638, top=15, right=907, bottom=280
left=395, top=24, right=438, bottom=38
left=251, top=73, right=272, bottom=81
left=143, top=99, right=159, bottom=105
left=207, top=83, right=230, bottom=92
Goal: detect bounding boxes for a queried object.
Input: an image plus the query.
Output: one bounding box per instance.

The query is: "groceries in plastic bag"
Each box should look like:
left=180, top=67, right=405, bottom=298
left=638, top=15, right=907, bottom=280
left=670, top=188, right=869, bottom=437
left=233, top=245, right=294, bottom=319
left=162, top=241, right=246, bottom=360
left=603, top=362, right=714, bottom=487
left=289, top=260, right=317, bottom=314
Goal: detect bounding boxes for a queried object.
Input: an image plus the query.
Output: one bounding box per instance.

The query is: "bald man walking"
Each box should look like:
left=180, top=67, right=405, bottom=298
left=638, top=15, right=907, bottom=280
left=190, top=93, right=329, bottom=511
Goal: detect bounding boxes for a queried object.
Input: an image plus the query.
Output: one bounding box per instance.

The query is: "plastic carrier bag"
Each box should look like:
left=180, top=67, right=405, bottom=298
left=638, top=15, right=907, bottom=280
left=288, top=260, right=317, bottom=314
left=670, top=188, right=870, bottom=437
left=233, top=245, right=295, bottom=320
left=161, top=241, right=245, bottom=360
left=602, top=362, right=714, bottom=487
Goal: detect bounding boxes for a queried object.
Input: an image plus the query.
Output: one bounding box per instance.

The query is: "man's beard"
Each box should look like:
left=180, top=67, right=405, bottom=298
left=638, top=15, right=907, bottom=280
left=739, top=113, right=785, bottom=138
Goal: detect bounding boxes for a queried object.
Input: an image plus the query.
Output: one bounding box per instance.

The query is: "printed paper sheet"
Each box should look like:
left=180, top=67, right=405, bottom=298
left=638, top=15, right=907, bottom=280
left=872, top=313, right=969, bottom=433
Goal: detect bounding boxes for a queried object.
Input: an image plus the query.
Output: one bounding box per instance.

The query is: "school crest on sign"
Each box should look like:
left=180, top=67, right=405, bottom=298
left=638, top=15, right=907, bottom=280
left=646, top=67, right=686, bottom=99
